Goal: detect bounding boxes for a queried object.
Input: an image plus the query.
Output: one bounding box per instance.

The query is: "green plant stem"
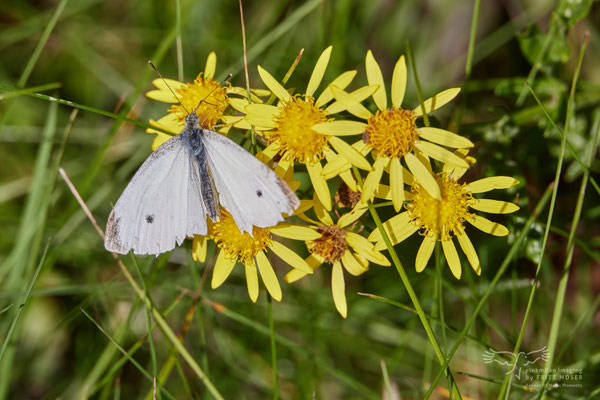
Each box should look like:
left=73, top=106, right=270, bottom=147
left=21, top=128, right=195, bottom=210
left=267, top=295, right=279, bottom=400
left=352, top=168, right=462, bottom=399
left=424, top=184, right=553, bottom=399
left=175, top=0, right=183, bottom=82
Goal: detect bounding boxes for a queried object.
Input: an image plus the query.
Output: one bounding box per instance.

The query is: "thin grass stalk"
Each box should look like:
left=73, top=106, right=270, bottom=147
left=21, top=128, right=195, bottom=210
left=501, top=38, right=589, bottom=398
left=58, top=169, right=224, bottom=400
left=405, top=41, right=430, bottom=127
left=539, top=37, right=592, bottom=399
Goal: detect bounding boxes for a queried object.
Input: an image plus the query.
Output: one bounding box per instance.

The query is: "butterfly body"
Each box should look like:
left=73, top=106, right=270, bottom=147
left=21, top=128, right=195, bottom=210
left=105, top=113, right=299, bottom=255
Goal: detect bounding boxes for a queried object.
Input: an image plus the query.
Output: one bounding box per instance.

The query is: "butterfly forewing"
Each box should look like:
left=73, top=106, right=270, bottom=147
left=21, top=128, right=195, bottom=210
left=105, top=135, right=208, bottom=255
left=201, top=129, right=300, bottom=233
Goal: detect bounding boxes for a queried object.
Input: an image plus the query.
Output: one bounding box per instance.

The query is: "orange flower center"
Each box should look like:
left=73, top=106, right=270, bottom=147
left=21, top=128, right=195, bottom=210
left=168, top=73, right=229, bottom=128
left=307, top=225, right=347, bottom=263
left=272, top=96, right=330, bottom=164
left=406, top=173, right=473, bottom=241
left=364, top=108, right=419, bottom=158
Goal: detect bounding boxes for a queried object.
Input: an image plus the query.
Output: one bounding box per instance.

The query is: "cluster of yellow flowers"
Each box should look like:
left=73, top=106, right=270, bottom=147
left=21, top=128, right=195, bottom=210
left=145, top=48, right=519, bottom=317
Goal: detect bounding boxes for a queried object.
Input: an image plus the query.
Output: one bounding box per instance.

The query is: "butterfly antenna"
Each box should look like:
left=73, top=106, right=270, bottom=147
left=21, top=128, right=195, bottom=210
left=192, top=73, right=233, bottom=114
left=148, top=60, right=190, bottom=114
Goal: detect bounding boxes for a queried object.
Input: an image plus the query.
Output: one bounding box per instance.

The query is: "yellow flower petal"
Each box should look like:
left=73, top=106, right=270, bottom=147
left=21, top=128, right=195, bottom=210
left=307, top=162, right=332, bottom=211
left=151, top=133, right=172, bottom=151
left=211, top=251, right=236, bottom=289
left=204, top=52, right=217, bottom=80
left=337, top=205, right=368, bottom=228
left=312, top=120, right=367, bottom=136
left=316, top=70, right=357, bottom=107
left=373, top=184, right=412, bottom=201
left=456, top=230, right=481, bottom=275
left=270, top=223, right=320, bottom=241
left=470, top=198, right=519, bottom=214
left=346, top=232, right=390, bottom=266
left=365, top=50, right=387, bottom=110
left=339, top=169, right=358, bottom=191
left=245, top=264, right=259, bottom=302
left=306, top=45, right=332, bottom=97
left=405, top=153, right=441, bottom=200
left=312, top=194, right=334, bottom=226
left=146, top=90, right=178, bottom=103
left=322, top=154, right=351, bottom=179
left=255, top=251, right=282, bottom=301
left=326, top=85, right=379, bottom=115
left=443, top=149, right=474, bottom=179
left=413, top=88, right=461, bottom=116
left=391, top=55, right=407, bottom=109
left=416, top=236, right=436, bottom=272
left=390, top=157, right=405, bottom=212
left=464, top=177, right=520, bottom=193
left=329, top=136, right=371, bottom=171
left=293, top=200, right=314, bottom=216
left=229, top=97, right=251, bottom=113
left=150, top=78, right=184, bottom=92
left=328, top=85, right=373, bottom=120
left=419, top=127, right=474, bottom=148
left=147, top=113, right=182, bottom=135
left=468, top=215, right=509, bottom=236
left=284, top=253, right=322, bottom=283
left=332, top=261, right=347, bottom=318
left=268, top=241, right=313, bottom=274
left=220, top=115, right=249, bottom=129
left=256, top=142, right=280, bottom=163
left=244, top=103, right=279, bottom=128
left=341, top=250, right=368, bottom=276
left=192, top=235, right=207, bottom=263
left=361, top=156, right=388, bottom=203
left=442, top=239, right=462, bottom=279
left=414, top=141, right=469, bottom=168
left=257, top=65, right=292, bottom=102
left=370, top=212, right=418, bottom=250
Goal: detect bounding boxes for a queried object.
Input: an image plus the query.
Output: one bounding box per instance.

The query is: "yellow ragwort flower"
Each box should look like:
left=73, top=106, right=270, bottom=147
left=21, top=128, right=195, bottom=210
left=285, top=196, right=390, bottom=318
left=368, top=157, right=520, bottom=279
left=243, top=46, right=378, bottom=211
left=204, top=208, right=321, bottom=303
left=145, top=51, right=259, bottom=150
left=320, top=50, right=475, bottom=211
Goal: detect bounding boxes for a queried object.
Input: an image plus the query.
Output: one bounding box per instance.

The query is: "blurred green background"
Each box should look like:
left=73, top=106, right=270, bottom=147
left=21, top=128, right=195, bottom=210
left=1, top=0, right=599, bottom=399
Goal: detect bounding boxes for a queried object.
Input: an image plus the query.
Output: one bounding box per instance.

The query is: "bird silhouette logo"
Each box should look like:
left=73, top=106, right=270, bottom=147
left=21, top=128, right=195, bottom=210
left=482, top=347, right=550, bottom=379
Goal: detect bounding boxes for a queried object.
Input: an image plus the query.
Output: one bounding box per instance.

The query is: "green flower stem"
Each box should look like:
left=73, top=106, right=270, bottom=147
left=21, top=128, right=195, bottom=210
left=424, top=184, right=553, bottom=399
left=500, top=36, right=588, bottom=400
left=267, top=295, right=279, bottom=400
left=352, top=167, right=462, bottom=399
left=539, top=37, right=592, bottom=400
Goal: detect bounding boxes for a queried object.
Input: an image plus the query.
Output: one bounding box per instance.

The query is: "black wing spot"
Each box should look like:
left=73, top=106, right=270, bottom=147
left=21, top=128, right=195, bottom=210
left=256, top=190, right=263, bottom=197
left=146, top=215, right=154, bottom=223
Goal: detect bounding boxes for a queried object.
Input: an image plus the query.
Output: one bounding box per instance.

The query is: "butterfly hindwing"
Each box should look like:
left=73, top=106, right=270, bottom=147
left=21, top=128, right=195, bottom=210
left=201, top=129, right=299, bottom=233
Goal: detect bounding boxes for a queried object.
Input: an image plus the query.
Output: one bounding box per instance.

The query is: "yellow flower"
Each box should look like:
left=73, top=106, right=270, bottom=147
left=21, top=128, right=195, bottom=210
left=285, top=197, right=390, bottom=318
left=207, top=208, right=321, bottom=303
left=368, top=158, right=520, bottom=279
left=243, top=46, right=377, bottom=211
left=145, top=51, right=257, bottom=150
left=320, top=50, right=474, bottom=212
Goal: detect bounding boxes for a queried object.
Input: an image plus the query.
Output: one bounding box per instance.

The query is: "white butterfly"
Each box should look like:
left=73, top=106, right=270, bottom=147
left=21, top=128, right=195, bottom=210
left=105, top=112, right=299, bottom=255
